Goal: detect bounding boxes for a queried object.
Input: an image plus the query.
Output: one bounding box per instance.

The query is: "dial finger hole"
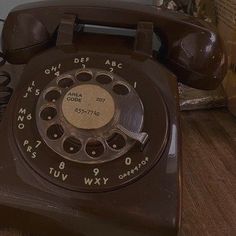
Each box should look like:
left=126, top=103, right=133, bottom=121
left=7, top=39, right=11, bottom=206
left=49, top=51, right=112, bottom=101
left=45, top=90, right=61, bottom=102
left=47, top=124, right=64, bottom=140
left=86, top=139, right=104, bottom=158
left=40, top=107, right=57, bottom=121
left=107, top=133, right=126, bottom=150
left=96, top=74, right=112, bottom=84
left=113, top=84, right=130, bottom=95
left=63, top=137, right=82, bottom=154
left=76, top=72, right=92, bottom=82
left=58, top=77, right=74, bottom=88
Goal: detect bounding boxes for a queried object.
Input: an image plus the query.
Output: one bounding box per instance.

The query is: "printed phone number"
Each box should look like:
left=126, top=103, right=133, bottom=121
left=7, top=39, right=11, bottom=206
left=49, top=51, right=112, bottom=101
left=75, top=108, right=100, bottom=117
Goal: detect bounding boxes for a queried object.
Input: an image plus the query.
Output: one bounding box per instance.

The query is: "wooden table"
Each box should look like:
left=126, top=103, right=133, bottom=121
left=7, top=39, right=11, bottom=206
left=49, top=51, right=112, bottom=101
left=180, top=109, right=236, bottom=236
left=1, top=109, right=236, bottom=236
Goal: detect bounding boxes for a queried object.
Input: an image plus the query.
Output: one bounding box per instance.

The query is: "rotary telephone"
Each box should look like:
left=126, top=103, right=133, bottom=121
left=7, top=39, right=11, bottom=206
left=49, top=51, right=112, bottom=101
left=0, top=1, right=227, bottom=236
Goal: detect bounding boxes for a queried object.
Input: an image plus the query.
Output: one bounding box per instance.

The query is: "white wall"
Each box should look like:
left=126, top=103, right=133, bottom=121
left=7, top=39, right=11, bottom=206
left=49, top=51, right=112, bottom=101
left=0, top=0, right=41, bottom=19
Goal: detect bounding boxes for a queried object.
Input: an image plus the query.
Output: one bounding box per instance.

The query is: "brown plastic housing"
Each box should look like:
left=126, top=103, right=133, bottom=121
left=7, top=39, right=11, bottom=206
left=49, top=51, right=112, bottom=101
left=0, top=0, right=228, bottom=235
left=2, top=0, right=227, bottom=89
left=0, top=47, right=181, bottom=235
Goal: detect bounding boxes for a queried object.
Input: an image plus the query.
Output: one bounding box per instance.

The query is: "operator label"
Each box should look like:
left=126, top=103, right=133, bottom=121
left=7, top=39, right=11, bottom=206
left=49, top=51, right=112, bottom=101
left=118, top=157, right=149, bottom=180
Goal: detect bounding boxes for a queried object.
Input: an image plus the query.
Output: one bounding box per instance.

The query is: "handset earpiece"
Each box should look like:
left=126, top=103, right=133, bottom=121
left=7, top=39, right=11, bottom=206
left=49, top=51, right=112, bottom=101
left=2, top=12, right=50, bottom=64
left=165, top=23, right=228, bottom=90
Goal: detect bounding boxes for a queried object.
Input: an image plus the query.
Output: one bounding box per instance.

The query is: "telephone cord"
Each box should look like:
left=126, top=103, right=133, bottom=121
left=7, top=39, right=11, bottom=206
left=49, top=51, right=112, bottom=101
left=0, top=53, right=12, bottom=122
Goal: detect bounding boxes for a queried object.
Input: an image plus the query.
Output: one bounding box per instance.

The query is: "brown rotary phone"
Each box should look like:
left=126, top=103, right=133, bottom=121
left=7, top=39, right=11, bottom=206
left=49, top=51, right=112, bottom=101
left=0, top=0, right=227, bottom=235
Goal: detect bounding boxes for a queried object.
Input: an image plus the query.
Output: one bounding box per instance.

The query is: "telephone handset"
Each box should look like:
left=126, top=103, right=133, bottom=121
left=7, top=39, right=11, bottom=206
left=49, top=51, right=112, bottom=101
left=2, top=0, right=227, bottom=89
left=0, top=1, right=227, bottom=236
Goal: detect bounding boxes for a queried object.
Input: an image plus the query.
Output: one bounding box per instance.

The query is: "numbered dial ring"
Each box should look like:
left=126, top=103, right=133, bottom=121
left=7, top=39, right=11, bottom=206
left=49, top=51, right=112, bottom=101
left=36, top=68, right=145, bottom=164
left=13, top=52, right=169, bottom=192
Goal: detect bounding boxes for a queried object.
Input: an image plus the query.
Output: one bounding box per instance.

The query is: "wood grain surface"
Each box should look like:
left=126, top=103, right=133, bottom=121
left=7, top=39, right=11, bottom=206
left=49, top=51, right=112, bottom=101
left=0, top=109, right=236, bottom=236
left=180, top=109, right=236, bottom=236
